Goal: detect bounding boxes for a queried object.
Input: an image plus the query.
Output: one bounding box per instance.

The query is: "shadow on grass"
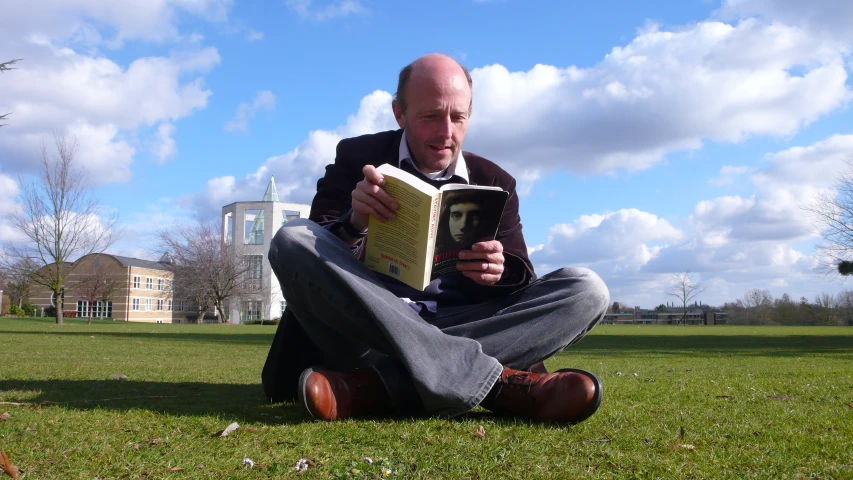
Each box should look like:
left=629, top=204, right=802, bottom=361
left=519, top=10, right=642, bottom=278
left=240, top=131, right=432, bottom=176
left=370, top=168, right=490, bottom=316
left=572, top=334, right=853, bottom=357
left=0, top=379, right=569, bottom=429
left=0, top=330, right=274, bottom=346
left=0, top=379, right=304, bottom=425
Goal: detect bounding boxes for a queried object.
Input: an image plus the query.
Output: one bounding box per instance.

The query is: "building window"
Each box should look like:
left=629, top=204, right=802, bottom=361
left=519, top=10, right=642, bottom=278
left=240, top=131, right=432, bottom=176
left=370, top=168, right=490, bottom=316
left=243, top=301, right=261, bottom=322
left=244, top=209, right=264, bottom=245
left=133, top=276, right=140, bottom=289
left=157, top=299, right=164, bottom=311
left=76, top=301, right=89, bottom=318
left=94, top=301, right=113, bottom=318
left=178, top=300, right=184, bottom=312
left=244, top=255, right=263, bottom=290
left=167, top=299, right=172, bottom=311
left=224, top=212, right=233, bottom=245
left=146, top=277, right=153, bottom=290
left=158, top=278, right=164, bottom=291
left=145, top=299, right=152, bottom=311
left=132, top=298, right=140, bottom=311
left=282, top=210, right=300, bottom=227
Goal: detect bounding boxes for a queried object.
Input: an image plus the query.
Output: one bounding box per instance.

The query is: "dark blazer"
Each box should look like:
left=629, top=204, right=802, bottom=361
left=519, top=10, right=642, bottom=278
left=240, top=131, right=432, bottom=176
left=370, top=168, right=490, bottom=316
left=262, top=129, right=536, bottom=402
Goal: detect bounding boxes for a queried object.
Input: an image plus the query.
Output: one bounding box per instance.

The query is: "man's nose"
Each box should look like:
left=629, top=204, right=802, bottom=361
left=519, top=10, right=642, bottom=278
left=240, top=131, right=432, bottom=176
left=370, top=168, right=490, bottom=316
left=436, top=115, right=452, bottom=139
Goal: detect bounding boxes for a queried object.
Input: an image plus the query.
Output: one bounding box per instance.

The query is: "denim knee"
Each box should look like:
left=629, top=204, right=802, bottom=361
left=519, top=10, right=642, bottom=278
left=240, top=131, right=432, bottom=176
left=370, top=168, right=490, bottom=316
left=270, top=219, right=317, bottom=258
left=551, top=267, right=610, bottom=315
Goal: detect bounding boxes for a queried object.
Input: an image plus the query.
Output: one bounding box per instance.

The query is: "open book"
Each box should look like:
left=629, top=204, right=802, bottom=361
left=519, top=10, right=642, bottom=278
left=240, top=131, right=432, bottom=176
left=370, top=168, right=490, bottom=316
left=364, top=163, right=509, bottom=290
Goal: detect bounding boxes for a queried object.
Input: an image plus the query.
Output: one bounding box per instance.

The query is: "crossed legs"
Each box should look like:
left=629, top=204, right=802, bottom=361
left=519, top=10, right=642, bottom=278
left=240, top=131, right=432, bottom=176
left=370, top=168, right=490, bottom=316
left=269, top=219, right=609, bottom=420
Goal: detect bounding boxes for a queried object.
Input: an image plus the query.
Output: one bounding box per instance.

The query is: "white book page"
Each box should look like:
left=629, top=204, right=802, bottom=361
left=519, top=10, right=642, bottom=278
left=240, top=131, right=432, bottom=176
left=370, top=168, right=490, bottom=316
left=439, top=183, right=503, bottom=192
left=377, top=163, right=438, bottom=195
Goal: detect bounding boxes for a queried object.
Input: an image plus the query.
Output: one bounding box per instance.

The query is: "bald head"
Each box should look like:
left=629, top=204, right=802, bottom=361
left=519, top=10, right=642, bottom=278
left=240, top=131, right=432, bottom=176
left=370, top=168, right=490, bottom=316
left=394, top=54, right=473, bottom=115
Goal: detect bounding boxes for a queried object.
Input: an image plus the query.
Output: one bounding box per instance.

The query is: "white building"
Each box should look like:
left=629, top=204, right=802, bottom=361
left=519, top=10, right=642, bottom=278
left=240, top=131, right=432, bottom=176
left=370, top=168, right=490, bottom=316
left=221, top=177, right=310, bottom=323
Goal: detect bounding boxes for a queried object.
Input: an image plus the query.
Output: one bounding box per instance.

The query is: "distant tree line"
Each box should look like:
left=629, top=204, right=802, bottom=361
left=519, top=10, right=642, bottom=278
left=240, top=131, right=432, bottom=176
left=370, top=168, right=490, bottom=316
left=720, top=289, right=853, bottom=326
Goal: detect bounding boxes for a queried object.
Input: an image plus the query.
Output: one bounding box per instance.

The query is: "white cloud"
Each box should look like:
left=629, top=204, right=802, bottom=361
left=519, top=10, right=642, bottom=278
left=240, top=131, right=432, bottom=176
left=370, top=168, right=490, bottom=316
left=533, top=209, right=683, bottom=269
left=184, top=90, right=397, bottom=218
left=0, top=43, right=219, bottom=182
left=526, top=131, right=853, bottom=306
left=0, top=174, right=22, bottom=245
left=151, top=122, right=177, bottom=163
left=224, top=90, right=277, bottom=133
left=709, top=165, right=751, bottom=186
left=721, top=0, right=853, bottom=44
left=285, top=0, right=367, bottom=21
left=465, top=19, right=851, bottom=185
left=0, top=0, right=232, bottom=48
left=247, top=29, right=264, bottom=41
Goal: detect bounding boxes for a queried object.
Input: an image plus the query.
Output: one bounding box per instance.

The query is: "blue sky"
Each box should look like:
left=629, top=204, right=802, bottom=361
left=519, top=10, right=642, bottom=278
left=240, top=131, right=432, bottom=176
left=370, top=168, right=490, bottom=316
left=2, top=0, right=853, bottom=308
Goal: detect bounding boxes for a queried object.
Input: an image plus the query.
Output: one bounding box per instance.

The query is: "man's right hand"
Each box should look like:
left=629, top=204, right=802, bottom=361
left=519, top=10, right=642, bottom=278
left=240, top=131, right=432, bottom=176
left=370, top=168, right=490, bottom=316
left=350, top=165, right=399, bottom=232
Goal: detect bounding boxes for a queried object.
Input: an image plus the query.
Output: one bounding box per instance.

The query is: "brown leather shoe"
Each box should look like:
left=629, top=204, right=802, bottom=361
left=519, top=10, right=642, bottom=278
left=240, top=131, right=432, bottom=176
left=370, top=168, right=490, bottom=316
left=298, top=367, right=392, bottom=421
left=480, top=367, right=602, bottom=423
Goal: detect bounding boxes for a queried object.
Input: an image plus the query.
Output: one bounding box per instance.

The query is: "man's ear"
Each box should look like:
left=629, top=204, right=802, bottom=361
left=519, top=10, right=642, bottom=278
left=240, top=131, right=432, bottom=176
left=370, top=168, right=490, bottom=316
left=392, top=100, right=406, bottom=129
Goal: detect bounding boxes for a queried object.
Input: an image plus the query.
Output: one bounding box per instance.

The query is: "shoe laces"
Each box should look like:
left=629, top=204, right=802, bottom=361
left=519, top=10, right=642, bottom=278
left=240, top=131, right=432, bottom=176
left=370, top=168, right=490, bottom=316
left=503, top=371, right=536, bottom=392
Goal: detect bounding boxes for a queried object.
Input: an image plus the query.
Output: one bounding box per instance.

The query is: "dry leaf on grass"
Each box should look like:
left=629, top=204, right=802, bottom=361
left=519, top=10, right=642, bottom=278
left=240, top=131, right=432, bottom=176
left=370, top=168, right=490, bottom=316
left=680, top=444, right=696, bottom=450
left=845, top=403, right=853, bottom=409
left=668, top=426, right=686, bottom=453
left=0, top=451, right=20, bottom=479
left=0, top=413, right=9, bottom=421
left=109, top=373, right=128, bottom=380
left=475, top=425, right=486, bottom=440
left=217, top=422, right=240, bottom=437
left=168, top=467, right=184, bottom=472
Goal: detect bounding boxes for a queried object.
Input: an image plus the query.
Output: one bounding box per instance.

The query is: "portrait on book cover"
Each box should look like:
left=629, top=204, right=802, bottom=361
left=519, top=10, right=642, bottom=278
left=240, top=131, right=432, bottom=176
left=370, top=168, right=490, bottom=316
left=434, top=189, right=506, bottom=255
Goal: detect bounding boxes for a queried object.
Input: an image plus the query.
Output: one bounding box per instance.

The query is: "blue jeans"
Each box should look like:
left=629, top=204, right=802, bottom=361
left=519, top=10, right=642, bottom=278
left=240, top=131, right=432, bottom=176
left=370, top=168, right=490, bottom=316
left=269, top=219, right=609, bottom=417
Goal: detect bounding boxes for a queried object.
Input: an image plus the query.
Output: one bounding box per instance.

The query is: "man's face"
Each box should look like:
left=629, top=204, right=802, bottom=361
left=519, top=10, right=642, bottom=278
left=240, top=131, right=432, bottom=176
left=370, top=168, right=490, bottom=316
left=393, top=68, right=471, bottom=174
left=449, top=202, right=483, bottom=244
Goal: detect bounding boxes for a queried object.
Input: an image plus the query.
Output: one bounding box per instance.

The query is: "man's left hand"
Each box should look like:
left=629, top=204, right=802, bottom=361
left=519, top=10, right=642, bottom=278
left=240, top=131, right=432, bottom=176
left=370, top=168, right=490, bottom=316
left=457, top=240, right=504, bottom=285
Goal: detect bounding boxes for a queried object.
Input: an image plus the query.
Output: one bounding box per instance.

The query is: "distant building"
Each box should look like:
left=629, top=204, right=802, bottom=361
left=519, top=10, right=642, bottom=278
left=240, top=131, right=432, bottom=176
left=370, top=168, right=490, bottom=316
left=29, top=253, right=183, bottom=323
left=221, top=177, right=310, bottom=323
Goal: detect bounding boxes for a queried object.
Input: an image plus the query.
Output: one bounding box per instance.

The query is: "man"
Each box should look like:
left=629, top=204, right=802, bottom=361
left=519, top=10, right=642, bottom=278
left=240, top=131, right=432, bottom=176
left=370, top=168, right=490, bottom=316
left=263, top=53, right=609, bottom=423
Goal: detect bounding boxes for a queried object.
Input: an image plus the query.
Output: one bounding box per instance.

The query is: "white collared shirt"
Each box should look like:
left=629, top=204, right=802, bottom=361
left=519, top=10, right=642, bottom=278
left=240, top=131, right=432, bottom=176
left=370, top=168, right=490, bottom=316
left=398, top=130, right=469, bottom=183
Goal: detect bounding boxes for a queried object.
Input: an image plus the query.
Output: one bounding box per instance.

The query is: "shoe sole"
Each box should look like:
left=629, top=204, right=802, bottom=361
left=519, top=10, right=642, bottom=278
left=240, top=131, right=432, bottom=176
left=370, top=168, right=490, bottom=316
left=297, top=367, right=320, bottom=420
left=554, top=368, right=603, bottom=424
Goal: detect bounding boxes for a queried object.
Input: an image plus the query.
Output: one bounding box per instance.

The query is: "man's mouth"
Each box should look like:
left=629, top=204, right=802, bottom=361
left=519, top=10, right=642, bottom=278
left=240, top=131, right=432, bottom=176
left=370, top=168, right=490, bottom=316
left=430, top=145, right=452, bottom=153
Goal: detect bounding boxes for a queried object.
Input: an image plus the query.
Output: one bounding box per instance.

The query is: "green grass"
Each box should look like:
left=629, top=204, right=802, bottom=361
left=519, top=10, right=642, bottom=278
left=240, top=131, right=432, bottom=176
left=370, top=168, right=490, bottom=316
left=1, top=318, right=852, bottom=479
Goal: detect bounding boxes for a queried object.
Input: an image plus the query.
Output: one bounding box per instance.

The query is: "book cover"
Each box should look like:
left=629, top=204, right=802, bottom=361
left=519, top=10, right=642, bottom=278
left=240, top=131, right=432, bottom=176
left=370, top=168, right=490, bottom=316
left=363, top=163, right=508, bottom=290
left=430, top=187, right=509, bottom=280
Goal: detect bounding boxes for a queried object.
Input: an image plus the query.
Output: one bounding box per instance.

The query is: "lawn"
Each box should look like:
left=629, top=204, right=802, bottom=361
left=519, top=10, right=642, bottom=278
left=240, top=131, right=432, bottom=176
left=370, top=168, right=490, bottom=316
left=1, top=318, right=851, bottom=479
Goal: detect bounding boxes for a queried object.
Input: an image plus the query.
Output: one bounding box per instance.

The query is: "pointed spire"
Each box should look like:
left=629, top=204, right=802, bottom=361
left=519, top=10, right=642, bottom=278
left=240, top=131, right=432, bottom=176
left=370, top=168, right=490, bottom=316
left=263, top=177, right=279, bottom=202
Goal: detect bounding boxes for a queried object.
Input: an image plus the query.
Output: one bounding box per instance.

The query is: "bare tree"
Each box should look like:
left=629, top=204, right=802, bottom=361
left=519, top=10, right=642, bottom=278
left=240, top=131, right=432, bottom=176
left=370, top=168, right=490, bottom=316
left=836, top=290, right=853, bottom=326
left=3, top=133, right=119, bottom=324
left=740, top=288, right=774, bottom=324
left=1, top=59, right=21, bottom=126
left=742, top=288, right=774, bottom=310
left=773, top=293, right=798, bottom=325
left=1, top=257, right=39, bottom=308
left=68, top=258, right=121, bottom=324
left=665, top=271, right=706, bottom=325
left=805, top=159, right=853, bottom=276
left=158, top=221, right=249, bottom=324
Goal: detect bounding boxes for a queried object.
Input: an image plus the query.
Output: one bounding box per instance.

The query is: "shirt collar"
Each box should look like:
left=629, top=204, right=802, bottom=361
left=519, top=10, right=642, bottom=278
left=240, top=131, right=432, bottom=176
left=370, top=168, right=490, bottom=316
left=398, top=130, right=469, bottom=183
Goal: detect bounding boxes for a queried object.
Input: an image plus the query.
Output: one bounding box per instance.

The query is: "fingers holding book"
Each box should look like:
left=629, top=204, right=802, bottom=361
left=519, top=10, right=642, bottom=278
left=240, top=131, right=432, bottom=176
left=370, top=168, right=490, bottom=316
left=458, top=240, right=504, bottom=285
left=351, top=165, right=400, bottom=230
